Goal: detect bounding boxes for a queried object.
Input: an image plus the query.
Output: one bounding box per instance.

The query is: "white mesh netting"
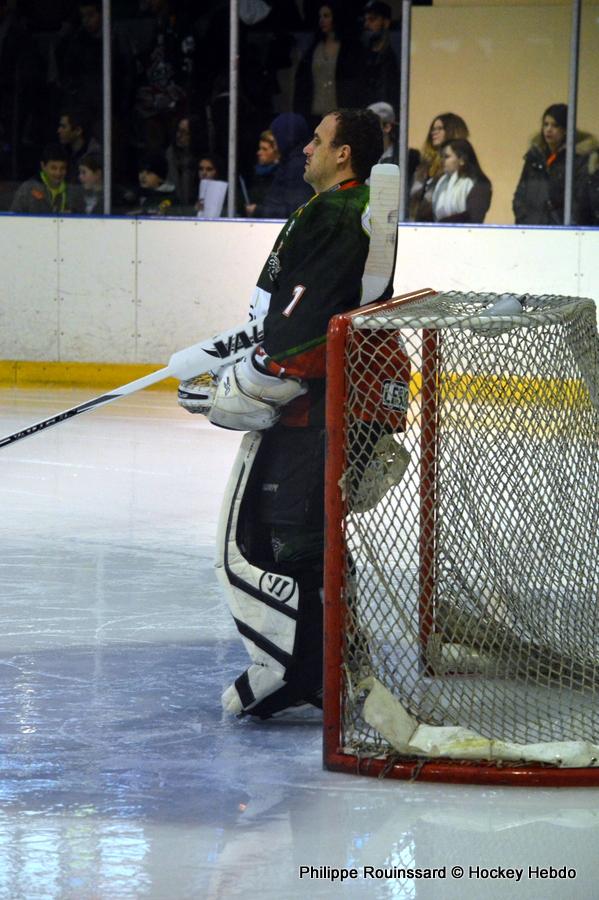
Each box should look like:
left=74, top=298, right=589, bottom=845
left=336, top=291, right=599, bottom=768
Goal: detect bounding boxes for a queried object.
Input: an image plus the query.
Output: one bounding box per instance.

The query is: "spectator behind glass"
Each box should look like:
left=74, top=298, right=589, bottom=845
left=57, top=107, right=101, bottom=183
left=409, top=112, right=469, bottom=222
left=0, top=0, right=40, bottom=181
left=293, top=3, right=362, bottom=131
left=579, top=147, right=599, bottom=227
left=76, top=153, right=103, bottom=215
left=195, top=153, right=227, bottom=217
left=124, top=152, right=178, bottom=216
left=56, top=2, right=103, bottom=118
left=361, top=0, right=399, bottom=108
left=11, top=143, right=76, bottom=214
left=367, top=100, right=420, bottom=186
left=249, top=112, right=313, bottom=219
left=166, top=115, right=207, bottom=210
left=133, top=0, right=198, bottom=152
left=432, top=139, right=491, bottom=223
left=245, top=131, right=280, bottom=217
left=512, top=103, right=598, bottom=225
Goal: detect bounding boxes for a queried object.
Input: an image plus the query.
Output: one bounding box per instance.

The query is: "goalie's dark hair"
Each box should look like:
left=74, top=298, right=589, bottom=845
left=328, top=108, right=383, bottom=182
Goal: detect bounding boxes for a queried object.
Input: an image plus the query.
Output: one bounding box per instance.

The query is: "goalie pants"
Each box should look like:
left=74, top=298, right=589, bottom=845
left=216, top=423, right=326, bottom=718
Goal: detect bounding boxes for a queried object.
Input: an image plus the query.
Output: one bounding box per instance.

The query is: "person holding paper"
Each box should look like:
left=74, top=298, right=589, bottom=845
left=196, top=154, right=228, bottom=218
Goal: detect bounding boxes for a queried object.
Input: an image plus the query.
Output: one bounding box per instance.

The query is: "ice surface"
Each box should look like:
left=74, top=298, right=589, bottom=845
left=0, top=388, right=598, bottom=900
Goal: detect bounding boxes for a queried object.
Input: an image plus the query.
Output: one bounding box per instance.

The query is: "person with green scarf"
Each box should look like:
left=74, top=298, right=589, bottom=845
left=11, top=144, right=76, bottom=214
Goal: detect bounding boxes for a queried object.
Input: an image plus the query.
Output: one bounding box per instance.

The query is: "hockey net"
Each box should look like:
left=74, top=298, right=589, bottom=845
left=323, top=288, right=599, bottom=785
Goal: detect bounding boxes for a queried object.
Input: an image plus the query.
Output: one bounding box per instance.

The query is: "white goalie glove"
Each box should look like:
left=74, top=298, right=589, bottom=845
left=182, top=351, right=307, bottom=431
left=209, top=352, right=307, bottom=430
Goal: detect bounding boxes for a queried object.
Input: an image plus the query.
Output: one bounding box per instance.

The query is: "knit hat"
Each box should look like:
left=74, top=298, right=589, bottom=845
left=368, top=101, right=396, bottom=125
left=138, top=152, right=168, bottom=181
left=543, top=103, right=568, bottom=130
left=363, top=1, right=392, bottom=18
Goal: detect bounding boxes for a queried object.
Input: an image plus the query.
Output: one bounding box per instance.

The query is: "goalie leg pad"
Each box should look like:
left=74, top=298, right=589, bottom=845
left=215, top=432, right=323, bottom=718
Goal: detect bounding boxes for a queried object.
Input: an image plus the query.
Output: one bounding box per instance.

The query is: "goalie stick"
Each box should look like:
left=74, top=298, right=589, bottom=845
left=0, top=164, right=399, bottom=449
left=0, top=318, right=265, bottom=449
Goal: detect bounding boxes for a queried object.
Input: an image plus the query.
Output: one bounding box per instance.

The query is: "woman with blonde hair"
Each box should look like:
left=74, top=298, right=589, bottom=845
left=409, top=112, right=469, bottom=221
left=245, top=130, right=280, bottom=217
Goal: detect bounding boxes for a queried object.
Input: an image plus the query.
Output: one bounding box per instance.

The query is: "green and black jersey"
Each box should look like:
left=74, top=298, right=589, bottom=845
left=254, top=179, right=370, bottom=381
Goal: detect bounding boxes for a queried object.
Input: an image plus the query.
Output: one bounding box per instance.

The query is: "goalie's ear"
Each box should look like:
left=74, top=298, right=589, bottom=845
left=334, top=142, right=351, bottom=168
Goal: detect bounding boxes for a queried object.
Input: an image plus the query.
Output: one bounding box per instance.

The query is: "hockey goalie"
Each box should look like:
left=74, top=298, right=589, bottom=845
left=178, top=109, right=407, bottom=720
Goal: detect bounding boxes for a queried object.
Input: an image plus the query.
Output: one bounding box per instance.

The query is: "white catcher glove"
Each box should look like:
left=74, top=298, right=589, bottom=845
left=208, top=351, right=307, bottom=431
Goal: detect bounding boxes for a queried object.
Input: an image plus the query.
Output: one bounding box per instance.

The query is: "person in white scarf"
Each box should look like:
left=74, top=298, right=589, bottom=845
left=432, top=138, right=491, bottom=223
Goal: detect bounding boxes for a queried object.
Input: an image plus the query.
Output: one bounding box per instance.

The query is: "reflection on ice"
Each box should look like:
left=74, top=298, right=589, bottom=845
left=0, top=390, right=598, bottom=899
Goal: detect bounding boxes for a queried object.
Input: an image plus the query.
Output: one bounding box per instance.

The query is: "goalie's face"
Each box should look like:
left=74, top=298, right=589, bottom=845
left=303, top=114, right=350, bottom=193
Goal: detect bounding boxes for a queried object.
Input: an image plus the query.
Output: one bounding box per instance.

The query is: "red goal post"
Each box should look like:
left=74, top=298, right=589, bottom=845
left=323, top=288, right=599, bottom=786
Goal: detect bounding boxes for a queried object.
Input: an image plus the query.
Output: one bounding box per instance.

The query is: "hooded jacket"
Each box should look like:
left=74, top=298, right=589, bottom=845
left=253, top=113, right=313, bottom=219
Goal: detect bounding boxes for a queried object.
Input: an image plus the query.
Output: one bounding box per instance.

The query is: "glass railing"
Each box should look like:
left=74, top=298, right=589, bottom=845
left=1, top=1, right=595, bottom=226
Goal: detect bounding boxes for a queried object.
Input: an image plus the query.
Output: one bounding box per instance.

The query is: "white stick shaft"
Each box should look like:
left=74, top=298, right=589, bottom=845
left=0, top=317, right=266, bottom=449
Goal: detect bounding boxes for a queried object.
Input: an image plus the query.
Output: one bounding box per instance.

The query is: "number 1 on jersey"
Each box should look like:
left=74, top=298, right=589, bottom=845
left=282, top=284, right=306, bottom=318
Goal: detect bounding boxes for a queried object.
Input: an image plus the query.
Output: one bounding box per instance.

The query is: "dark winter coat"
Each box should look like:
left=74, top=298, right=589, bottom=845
left=577, top=150, right=599, bottom=227
left=513, top=132, right=598, bottom=225
left=361, top=38, right=399, bottom=109
left=123, top=182, right=179, bottom=217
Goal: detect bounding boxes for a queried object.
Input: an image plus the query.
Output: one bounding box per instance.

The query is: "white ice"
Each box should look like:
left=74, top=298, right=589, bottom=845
left=0, top=387, right=598, bottom=900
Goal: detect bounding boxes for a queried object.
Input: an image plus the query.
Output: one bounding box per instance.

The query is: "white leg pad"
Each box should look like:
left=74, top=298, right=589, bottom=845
left=215, top=432, right=299, bottom=706
left=221, top=664, right=287, bottom=715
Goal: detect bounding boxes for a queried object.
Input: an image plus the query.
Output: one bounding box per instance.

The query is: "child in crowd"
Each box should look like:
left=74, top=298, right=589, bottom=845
left=11, top=143, right=76, bottom=214
left=125, top=153, right=178, bottom=216
left=77, top=153, right=103, bottom=214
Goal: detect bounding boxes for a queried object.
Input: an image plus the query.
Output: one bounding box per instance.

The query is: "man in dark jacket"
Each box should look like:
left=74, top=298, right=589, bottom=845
left=251, top=112, right=313, bottom=219
left=361, top=0, right=399, bottom=109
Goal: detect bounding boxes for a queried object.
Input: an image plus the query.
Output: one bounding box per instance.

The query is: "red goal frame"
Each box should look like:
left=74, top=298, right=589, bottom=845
left=322, top=289, right=599, bottom=787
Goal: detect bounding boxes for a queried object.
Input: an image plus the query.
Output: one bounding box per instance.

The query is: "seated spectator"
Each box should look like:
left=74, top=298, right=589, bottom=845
left=361, top=0, right=399, bottom=108
left=165, top=115, right=206, bottom=209
left=409, top=112, right=469, bottom=221
left=124, top=153, right=178, bottom=216
left=249, top=112, right=313, bottom=219
left=432, top=138, right=491, bottom=224
left=293, top=3, right=362, bottom=131
left=513, top=103, right=598, bottom=225
left=244, top=130, right=280, bottom=217
left=76, top=153, right=103, bottom=214
left=11, top=143, right=76, bottom=214
left=195, top=153, right=228, bottom=218
left=57, top=108, right=101, bottom=183
left=367, top=100, right=420, bottom=186
left=579, top=148, right=599, bottom=227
